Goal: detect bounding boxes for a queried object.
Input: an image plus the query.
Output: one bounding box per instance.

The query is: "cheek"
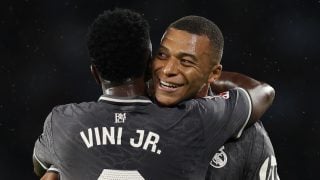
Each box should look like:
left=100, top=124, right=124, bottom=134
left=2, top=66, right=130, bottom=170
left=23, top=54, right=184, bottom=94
left=186, top=71, right=208, bottom=93
left=152, top=59, right=162, bottom=71
left=183, top=69, right=205, bottom=84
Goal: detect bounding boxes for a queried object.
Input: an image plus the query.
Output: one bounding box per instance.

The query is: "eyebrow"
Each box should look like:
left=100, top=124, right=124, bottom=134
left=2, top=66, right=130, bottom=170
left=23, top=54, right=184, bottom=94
left=158, top=45, right=168, bottom=51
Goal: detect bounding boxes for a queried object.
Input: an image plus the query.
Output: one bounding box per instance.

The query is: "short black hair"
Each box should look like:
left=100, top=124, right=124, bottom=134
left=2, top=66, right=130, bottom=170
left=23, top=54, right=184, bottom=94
left=87, top=8, right=151, bottom=83
left=168, top=16, right=224, bottom=63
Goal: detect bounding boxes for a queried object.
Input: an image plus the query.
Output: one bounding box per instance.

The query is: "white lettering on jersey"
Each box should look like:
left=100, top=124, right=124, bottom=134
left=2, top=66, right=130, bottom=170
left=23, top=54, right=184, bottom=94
left=95, top=127, right=101, bottom=145
left=102, top=127, right=121, bottom=145
left=115, top=113, right=126, bottom=123
left=102, top=127, right=115, bottom=145
left=117, top=127, right=122, bottom=145
left=143, top=131, right=160, bottom=154
left=80, top=127, right=123, bottom=148
left=130, top=130, right=144, bottom=148
left=80, top=128, right=161, bottom=154
left=80, top=128, right=93, bottom=148
left=210, top=146, right=228, bottom=168
left=259, top=155, right=279, bottom=180
left=130, top=130, right=162, bottom=154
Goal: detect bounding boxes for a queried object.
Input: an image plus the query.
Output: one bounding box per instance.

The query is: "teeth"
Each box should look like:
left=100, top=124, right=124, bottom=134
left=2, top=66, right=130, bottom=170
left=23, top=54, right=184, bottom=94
left=160, top=81, right=178, bottom=88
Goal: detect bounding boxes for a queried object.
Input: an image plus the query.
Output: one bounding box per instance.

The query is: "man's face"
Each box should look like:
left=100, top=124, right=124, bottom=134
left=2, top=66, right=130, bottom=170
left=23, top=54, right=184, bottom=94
left=152, top=28, right=221, bottom=106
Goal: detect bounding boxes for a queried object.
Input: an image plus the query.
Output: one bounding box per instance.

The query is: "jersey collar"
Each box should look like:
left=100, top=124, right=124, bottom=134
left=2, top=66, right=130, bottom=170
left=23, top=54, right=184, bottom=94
left=98, top=94, right=152, bottom=105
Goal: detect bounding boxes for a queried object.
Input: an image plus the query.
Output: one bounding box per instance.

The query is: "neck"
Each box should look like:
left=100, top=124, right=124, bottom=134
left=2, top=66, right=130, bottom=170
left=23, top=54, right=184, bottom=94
left=101, top=77, right=147, bottom=97
left=196, top=83, right=210, bottom=98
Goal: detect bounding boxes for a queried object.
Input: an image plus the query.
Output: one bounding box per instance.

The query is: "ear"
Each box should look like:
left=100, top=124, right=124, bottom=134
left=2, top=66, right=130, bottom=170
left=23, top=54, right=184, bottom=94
left=208, top=64, right=222, bottom=83
left=90, top=64, right=101, bottom=85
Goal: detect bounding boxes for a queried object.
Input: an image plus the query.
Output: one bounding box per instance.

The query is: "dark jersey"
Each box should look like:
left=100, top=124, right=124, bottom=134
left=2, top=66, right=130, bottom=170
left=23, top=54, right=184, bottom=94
left=205, top=121, right=280, bottom=180
left=33, top=88, right=251, bottom=180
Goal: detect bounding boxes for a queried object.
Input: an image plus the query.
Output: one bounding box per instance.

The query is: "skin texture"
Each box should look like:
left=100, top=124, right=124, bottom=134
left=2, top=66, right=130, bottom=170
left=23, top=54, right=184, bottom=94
left=40, top=172, right=59, bottom=180
left=152, top=28, right=222, bottom=106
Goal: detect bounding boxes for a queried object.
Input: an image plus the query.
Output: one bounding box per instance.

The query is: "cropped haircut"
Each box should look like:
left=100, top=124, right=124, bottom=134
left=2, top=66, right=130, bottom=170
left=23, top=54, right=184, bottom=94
left=168, top=16, right=224, bottom=63
left=87, top=8, right=151, bottom=83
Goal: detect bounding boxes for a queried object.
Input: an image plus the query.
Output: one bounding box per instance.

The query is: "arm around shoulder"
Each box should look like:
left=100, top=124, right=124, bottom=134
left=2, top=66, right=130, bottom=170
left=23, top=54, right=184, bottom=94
left=211, top=71, right=275, bottom=125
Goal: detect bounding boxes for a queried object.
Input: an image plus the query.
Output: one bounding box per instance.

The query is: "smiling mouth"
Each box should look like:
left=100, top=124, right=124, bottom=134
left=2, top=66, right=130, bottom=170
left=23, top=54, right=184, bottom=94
left=159, top=80, right=182, bottom=89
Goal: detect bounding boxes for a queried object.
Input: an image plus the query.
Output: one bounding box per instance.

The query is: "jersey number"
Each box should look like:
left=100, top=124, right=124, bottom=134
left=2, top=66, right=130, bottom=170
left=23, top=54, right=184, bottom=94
left=98, top=169, right=145, bottom=180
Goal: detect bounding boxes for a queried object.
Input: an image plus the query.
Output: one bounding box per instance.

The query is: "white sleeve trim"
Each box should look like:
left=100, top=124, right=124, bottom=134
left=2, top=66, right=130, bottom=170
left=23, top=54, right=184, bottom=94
left=235, top=87, right=252, bottom=138
left=48, top=166, right=60, bottom=173
left=33, top=150, right=49, bottom=170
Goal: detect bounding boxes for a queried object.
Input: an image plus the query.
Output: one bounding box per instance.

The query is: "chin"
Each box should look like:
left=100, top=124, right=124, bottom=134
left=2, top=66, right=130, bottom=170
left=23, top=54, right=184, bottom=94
left=156, top=95, right=178, bottom=107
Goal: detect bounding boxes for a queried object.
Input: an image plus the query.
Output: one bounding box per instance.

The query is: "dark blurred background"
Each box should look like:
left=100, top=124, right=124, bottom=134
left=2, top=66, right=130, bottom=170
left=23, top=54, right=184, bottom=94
left=0, top=0, right=319, bottom=179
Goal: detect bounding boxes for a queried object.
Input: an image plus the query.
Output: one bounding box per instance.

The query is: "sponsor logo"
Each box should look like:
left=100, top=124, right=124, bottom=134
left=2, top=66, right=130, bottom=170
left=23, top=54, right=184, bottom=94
left=210, top=146, right=227, bottom=168
left=115, top=113, right=126, bottom=123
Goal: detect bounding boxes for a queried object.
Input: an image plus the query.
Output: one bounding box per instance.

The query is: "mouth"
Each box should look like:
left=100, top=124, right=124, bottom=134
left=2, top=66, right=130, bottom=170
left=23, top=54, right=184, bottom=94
left=157, top=79, right=183, bottom=92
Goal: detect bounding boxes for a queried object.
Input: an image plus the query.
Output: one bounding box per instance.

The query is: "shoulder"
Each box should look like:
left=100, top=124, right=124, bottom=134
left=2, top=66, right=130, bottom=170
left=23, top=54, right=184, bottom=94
left=197, top=87, right=251, bottom=110
left=203, top=87, right=250, bottom=100
left=49, top=101, right=101, bottom=125
left=51, top=101, right=98, bottom=115
left=245, top=122, right=279, bottom=179
left=235, top=121, right=274, bottom=155
left=197, top=88, right=252, bottom=125
left=251, top=121, right=275, bottom=154
left=243, top=122, right=278, bottom=169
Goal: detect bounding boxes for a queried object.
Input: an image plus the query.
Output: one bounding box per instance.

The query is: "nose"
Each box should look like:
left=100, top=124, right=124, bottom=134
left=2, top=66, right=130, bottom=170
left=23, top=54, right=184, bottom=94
left=163, top=58, right=178, bottom=76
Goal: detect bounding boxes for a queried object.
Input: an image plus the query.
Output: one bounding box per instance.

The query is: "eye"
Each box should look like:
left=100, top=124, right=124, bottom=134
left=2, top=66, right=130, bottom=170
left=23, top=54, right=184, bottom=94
left=180, top=59, right=195, bottom=66
left=156, top=51, right=168, bottom=60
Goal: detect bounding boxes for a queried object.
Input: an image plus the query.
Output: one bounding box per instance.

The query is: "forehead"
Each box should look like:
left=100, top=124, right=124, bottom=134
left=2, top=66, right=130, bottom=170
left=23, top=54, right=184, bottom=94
left=160, top=28, right=212, bottom=57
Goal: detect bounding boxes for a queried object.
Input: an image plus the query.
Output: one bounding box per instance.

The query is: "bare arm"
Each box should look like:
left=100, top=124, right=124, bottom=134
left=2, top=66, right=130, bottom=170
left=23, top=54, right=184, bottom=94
left=211, top=71, right=275, bottom=125
left=40, top=171, right=60, bottom=180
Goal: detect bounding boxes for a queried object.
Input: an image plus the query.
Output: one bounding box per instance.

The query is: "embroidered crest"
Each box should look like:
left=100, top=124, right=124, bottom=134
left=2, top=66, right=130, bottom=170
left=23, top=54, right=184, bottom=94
left=210, top=146, right=227, bottom=168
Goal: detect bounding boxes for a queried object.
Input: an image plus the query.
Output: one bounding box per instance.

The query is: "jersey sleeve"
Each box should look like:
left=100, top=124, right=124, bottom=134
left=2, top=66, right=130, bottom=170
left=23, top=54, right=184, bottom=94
left=47, top=165, right=60, bottom=174
left=199, top=88, right=252, bottom=156
left=33, top=111, right=57, bottom=171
